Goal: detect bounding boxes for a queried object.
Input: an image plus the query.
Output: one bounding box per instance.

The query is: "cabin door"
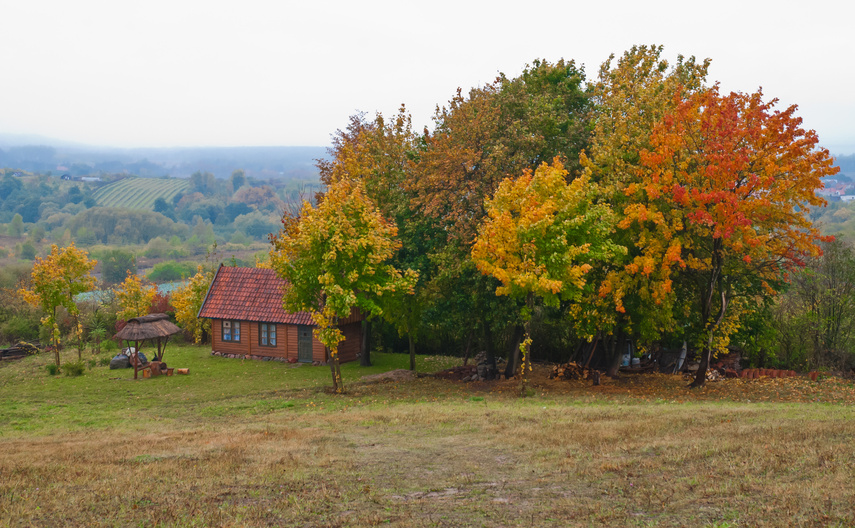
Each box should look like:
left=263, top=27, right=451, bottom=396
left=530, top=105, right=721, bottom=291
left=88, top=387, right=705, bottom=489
left=297, top=325, right=313, bottom=363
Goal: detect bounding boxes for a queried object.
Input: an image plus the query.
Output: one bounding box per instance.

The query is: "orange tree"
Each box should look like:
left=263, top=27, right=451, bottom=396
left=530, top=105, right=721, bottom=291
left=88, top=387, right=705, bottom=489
left=625, top=85, right=836, bottom=386
left=19, top=243, right=97, bottom=367
left=270, top=177, right=417, bottom=393
left=472, top=159, right=624, bottom=391
left=579, top=45, right=711, bottom=371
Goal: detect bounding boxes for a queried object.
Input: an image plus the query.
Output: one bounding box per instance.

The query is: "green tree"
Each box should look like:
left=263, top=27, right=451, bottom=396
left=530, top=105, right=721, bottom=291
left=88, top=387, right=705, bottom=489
left=270, top=177, right=417, bottom=393
left=101, top=249, right=137, bottom=285
left=230, top=169, right=246, bottom=193
left=189, top=171, right=217, bottom=195
left=7, top=213, right=24, bottom=237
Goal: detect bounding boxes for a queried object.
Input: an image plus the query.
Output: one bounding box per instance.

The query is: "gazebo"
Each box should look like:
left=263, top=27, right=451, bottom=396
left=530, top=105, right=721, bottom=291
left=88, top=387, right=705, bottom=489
left=114, top=313, right=182, bottom=379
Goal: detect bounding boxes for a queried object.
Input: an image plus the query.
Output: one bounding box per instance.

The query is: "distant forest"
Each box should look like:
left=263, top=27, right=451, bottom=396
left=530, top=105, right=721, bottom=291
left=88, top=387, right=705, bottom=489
left=0, top=142, right=326, bottom=180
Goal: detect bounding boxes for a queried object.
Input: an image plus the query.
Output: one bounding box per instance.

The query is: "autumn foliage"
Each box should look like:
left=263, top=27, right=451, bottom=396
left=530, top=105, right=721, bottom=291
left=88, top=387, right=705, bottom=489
left=19, top=243, right=97, bottom=367
left=274, top=45, right=836, bottom=392
left=270, top=177, right=417, bottom=392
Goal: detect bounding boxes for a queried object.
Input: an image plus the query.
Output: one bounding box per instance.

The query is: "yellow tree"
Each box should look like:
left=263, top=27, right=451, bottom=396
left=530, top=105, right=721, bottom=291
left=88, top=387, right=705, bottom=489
left=472, top=160, right=624, bottom=392
left=172, top=265, right=213, bottom=343
left=113, top=271, right=156, bottom=321
left=19, top=243, right=97, bottom=367
left=270, top=177, right=417, bottom=393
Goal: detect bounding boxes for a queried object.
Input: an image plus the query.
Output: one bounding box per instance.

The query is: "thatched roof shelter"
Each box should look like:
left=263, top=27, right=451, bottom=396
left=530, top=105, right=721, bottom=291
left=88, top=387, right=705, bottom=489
left=114, top=313, right=182, bottom=379
left=115, top=313, right=182, bottom=341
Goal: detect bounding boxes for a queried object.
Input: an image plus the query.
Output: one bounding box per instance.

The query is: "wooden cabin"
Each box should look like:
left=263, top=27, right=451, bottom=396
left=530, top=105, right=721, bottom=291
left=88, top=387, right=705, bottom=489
left=197, top=266, right=362, bottom=363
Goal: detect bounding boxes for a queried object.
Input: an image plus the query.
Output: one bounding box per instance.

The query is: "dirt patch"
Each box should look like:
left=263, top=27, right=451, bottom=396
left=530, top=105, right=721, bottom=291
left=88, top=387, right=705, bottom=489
left=361, top=369, right=417, bottom=383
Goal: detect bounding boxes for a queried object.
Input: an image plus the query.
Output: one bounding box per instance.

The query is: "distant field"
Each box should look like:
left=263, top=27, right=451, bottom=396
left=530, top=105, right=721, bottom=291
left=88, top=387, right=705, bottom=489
left=92, top=177, right=190, bottom=210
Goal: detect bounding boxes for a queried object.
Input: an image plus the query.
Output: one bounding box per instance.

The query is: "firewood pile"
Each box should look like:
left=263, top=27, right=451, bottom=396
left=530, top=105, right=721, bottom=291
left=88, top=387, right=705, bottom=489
left=549, top=362, right=590, bottom=380
left=0, top=341, right=40, bottom=361
left=434, top=365, right=477, bottom=381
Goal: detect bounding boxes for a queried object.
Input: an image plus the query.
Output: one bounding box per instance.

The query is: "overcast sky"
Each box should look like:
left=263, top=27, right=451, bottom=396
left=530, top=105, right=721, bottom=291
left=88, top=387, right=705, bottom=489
left=2, top=0, right=853, bottom=154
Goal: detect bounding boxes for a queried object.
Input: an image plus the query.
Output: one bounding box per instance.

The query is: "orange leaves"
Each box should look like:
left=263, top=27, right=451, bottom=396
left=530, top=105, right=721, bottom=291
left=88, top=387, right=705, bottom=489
left=637, top=84, right=835, bottom=278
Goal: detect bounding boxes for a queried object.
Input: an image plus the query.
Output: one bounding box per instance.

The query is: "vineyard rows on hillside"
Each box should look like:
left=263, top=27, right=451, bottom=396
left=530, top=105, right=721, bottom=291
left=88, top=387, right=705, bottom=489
left=93, top=178, right=190, bottom=211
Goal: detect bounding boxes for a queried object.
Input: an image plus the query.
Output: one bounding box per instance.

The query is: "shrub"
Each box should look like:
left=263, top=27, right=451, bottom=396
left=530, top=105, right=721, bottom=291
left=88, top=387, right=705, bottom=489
left=147, top=261, right=196, bottom=283
left=46, top=364, right=59, bottom=376
left=64, top=361, right=85, bottom=377
left=0, top=315, right=40, bottom=343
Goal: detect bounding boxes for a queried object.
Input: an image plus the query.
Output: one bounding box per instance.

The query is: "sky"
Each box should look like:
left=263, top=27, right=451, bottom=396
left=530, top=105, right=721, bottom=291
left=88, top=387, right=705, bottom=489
left=2, top=0, right=854, bottom=154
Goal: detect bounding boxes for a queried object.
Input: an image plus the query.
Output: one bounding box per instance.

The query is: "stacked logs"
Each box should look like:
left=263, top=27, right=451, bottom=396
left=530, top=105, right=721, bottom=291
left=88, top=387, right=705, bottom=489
left=0, top=341, right=40, bottom=361
left=740, top=368, right=797, bottom=379
left=549, top=362, right=589, bottom=380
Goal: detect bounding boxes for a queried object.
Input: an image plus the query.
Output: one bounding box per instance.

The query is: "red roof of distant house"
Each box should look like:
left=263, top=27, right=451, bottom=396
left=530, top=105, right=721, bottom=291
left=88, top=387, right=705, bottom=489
left=197, top=266, right=315, bottom=325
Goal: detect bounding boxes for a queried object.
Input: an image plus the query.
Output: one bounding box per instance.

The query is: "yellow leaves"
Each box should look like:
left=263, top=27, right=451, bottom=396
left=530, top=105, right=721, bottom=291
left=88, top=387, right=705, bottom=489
left=473, top=158, right=622, bottom=309
left=270, top=177, right=417, bottom=354
left=114, top=271, right=156, bottom=321
left=19, top=243, right=96, bottom=348
left=172, top=266, right=213, bottom=344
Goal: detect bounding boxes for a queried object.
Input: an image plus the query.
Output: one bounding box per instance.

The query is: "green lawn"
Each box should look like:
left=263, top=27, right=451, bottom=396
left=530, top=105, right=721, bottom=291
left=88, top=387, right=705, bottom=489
left=1, top=345, right=854, bottom=527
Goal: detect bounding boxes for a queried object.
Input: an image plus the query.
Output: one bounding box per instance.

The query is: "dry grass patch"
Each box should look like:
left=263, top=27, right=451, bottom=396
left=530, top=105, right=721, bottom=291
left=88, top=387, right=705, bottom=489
left=3, top=348, right=855, bottom=526
left=3, top=403, right=854, bottom=527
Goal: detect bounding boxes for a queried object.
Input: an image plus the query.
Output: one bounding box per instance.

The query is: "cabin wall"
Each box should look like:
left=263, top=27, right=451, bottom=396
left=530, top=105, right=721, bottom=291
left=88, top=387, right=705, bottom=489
left=312, top=334, right=325, bottom=362
left=337, top=322, right=361, bottom=363
left=210, top=319, right=361, bottom=364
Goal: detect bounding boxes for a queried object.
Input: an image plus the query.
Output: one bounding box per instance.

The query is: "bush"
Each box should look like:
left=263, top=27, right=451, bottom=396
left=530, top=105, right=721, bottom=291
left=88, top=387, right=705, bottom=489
left=0, top=315, right=40, bottom=343
left=46, top=364, right=59, bottom=376
left=64, top=361, right=85, bottom=377
left=147, top=261, right=196, bottom=283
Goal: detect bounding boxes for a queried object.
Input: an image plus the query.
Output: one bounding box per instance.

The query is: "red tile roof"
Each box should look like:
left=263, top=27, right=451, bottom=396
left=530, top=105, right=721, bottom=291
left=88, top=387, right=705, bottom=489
left=197, top=266, right=315, bottom=325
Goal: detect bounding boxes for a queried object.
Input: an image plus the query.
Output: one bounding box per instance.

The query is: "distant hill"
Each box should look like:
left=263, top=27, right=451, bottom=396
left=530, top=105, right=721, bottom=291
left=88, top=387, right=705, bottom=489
left=0, top=138, right=327, bottom=180
left=835, top=154, right=855, bottom=177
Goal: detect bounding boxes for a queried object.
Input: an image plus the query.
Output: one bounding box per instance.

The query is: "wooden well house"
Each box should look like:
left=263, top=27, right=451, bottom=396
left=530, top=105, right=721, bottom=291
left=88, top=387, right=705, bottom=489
left=197, top=265, right=362, bottom=363
left=114, top=313, right=182, bottom=379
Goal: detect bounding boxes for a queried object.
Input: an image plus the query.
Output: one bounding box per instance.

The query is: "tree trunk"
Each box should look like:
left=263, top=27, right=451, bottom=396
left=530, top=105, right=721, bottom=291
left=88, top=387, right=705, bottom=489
left=360, top=319, right=372, bottom=367
left=76, top=315, right=82, bottom=362
left=519, top=293, right=534, bottom=396
left=690, top=345, right=712, bottom=388
left=690, top=289, right=729, bottom=388
left=606, top=332, right=625, bottom=378
left=462, top=330, right=474, bottom=366
left=482, top=325, right=497, bottom=380
left=504, top=324, right=525, bottom=379
left=408, top=333, right=416, bottom=371
left=583, top=333, right=600, bottom=369
left=328, top=346, right=343, bottom=393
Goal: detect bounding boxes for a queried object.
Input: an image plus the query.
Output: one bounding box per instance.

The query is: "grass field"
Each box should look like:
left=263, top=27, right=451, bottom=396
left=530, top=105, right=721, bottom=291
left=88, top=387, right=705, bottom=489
left=2, top=346, right=855, bottom=527
left=93, top=177, right=190, bottom=211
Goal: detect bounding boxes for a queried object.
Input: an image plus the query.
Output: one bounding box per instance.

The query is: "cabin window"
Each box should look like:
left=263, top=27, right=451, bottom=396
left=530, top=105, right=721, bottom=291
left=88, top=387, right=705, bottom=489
left=259, top=323, right=277, bottom=346
left=222, top=320, right=241, bottom=342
